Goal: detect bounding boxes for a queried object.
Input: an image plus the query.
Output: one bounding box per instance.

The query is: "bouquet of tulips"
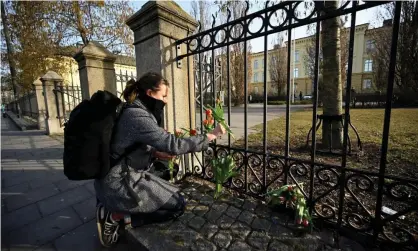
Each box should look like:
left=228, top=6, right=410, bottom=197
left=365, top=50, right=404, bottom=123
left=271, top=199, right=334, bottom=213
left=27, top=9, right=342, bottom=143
left=211, top=155, right=238, bottom=199
left=167, top=128, right=197, bottom=182
left=266, top=184, right=313, bottom=229
left=204, top=99, right=234, bottom=139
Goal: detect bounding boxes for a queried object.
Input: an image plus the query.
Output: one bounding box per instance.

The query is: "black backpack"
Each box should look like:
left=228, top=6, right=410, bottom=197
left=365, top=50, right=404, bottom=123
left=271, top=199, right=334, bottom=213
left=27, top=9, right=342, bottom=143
left=63, top=90, right=124, bottom=180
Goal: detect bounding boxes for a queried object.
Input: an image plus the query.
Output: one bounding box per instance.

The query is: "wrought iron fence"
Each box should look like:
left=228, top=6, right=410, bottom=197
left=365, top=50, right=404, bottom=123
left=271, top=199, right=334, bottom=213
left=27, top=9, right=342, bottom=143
left=176, top=1, right=417, bottom=249
left=53, top=83, right=82, bottom=127
left=116, top=69, right=136, bottom=98
left=7, top=86, right=38, bottom=119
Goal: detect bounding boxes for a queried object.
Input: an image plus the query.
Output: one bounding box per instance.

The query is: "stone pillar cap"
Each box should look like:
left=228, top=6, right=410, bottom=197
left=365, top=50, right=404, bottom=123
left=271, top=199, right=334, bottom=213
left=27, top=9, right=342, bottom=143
left=40, top=71, right=63, bottom=82
left=32, top=78, right=42, bottom=86
left=73, top=41, right=117, bottom=62
left=126, top=0, right=198, bottom=33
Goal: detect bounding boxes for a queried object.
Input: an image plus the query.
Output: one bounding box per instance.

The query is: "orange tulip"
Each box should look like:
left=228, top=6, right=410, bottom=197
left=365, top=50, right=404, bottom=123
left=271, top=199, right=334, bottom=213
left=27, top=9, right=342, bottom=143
left=190, top=129, right=197, bottom=136
left=205, top=109, right=212, bottom=117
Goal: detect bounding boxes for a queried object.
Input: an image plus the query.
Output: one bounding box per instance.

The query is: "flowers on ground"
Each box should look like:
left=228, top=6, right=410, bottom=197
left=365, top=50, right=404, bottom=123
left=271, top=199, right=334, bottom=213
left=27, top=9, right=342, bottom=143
left=266, top=184, right=313, bottom=229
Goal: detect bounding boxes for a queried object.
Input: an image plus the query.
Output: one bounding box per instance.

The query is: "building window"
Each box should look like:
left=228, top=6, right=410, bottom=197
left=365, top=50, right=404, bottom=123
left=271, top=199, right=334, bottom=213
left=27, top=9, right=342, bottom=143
left=363, top=79, right=372, bottom=89
left=293, top=68, right=299, bottom=78
left=272, top=56, right=278, bottom=63
left=254, top=60, right=258, bottom=69
left=261, top=72, right=264, bottom=81
left=366, top=40, right=375, bottom=52
left=254, top=87, right=259, bottom=94
left=295, top=50, right=300, bottom=63
left=364, top=59, right=373, bottom=72
left=253, top=73, right=258, bottom=82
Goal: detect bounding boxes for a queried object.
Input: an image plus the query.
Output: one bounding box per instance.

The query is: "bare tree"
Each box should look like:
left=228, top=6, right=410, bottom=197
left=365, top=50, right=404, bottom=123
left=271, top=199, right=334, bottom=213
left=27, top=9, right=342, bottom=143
left=269, top=33, right=287, bottom=95
left=217, top=1, right=252, bottom=106
left=370, top=1, right=418, bottom=104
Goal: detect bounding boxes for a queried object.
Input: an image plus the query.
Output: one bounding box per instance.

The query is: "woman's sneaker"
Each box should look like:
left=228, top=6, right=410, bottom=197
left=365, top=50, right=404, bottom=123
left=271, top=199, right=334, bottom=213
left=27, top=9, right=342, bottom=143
left=96, top=203, right=120, bottom=247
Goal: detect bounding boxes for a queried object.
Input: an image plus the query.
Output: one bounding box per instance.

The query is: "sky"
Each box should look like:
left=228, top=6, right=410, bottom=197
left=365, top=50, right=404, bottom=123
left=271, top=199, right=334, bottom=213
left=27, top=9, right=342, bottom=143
left=129, top=0, right=384, bottom=53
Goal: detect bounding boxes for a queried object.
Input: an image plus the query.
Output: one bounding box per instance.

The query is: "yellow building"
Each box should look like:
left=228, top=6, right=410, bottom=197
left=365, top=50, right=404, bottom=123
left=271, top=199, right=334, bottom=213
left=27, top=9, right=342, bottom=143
left=249, top=23, right=380, bottom=96
left=61, top=54, right=136, bottom=95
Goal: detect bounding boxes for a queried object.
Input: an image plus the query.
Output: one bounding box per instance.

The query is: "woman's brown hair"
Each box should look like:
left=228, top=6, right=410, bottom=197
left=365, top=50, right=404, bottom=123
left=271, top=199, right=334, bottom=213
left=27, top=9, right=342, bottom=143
left=122, top=72, right=169, bottom=104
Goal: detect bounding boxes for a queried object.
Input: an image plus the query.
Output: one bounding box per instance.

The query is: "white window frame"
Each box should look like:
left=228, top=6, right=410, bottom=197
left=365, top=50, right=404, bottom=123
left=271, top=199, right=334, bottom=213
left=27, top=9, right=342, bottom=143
left=295, top=50, right=300, bottom=62
left=254, top=60, right=258, bottom=69
left=293, top=68, right=299, bottom=78
left=254, top=72, right=258, bottom=82
left=364, top=59, right=373, bottom=72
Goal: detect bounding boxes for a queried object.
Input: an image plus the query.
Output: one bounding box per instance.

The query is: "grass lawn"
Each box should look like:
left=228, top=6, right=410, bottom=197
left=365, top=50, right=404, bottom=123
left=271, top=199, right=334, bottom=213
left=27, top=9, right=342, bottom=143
left=234, top=108, right=418, bottom=178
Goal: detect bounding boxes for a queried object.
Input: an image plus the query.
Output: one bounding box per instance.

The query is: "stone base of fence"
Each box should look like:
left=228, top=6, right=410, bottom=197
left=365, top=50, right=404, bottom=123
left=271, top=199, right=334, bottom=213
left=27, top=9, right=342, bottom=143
left=4, top=111, right=38, bottom=131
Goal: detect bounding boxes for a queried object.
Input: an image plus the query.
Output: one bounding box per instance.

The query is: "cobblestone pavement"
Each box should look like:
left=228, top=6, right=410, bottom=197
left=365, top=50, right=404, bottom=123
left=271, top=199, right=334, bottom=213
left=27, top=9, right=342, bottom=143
left=126, top=177, right=371, bottom=251
left=1, top=118, right=132, bottom=251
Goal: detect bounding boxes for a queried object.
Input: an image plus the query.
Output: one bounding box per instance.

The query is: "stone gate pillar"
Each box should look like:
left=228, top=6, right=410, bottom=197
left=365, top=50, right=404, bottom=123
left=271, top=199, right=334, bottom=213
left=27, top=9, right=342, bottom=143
left=32, top=78, right=46, bottom=130
left=126, top=0, right=198, bottom=177
left=73, top=41, right=117, bottom=99
left=40, top=71, right=64, bottom=135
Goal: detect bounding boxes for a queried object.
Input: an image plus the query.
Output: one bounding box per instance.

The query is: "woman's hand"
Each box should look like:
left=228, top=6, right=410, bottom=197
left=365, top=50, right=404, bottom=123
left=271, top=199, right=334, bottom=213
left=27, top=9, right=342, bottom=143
left=207, top=123, right=227, bottom=141
left=154, top=151, right=175, bottom=160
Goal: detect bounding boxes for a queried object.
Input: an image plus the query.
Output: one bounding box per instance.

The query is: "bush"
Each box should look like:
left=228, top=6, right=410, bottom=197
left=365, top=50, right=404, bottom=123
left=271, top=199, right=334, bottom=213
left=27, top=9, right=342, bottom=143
left=267, top=101, right=287, bottom=105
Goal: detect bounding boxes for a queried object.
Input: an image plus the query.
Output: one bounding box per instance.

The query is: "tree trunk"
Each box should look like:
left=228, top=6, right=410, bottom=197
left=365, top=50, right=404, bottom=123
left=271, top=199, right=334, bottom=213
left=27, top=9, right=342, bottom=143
left=321, top=1, right=343, bottom=149
left=1, top=1, right=20, bottom=117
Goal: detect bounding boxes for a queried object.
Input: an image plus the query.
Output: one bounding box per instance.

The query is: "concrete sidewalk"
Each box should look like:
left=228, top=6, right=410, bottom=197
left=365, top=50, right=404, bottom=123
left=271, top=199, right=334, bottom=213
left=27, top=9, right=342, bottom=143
left=1, top=117, right=131, bottom=251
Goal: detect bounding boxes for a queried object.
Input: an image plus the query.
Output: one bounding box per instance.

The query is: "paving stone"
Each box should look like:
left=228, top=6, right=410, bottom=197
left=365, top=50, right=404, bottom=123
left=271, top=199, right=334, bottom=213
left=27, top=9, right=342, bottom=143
left=205, top=208, right=223, bottom=224
left=230, top=221, right=251, bottom=240
left=225, top=206, right=241, bottom=219
left=54, top=220, right=101, bottom=251
left=55, top=179, right=92, bottom=193
left=228, top=240, right=253, bottom=251
left=200, top=195, right=214, bottom=206
left=213, top=230, right=233, bottom=249
left=191, top=238, right=217, bottom=251
left=216, top=214, right=235, bottom=230
left=255, top=203, right=271, bottom=217
left=252, top=217, right=272, bottom=232
left=237, top=210, right=256, bottom=225
left=8, top=207, right=83, bottom=248
left=127, top=225, right=187, bottom=251
left=269, top=222, right=293, bottom=238
left=37, top=186, right=92, bottom=216
left=200, top=222, right=219, bottom=239
left=178, top=210, right=195, bottom=224
left=34, top=243, right=58, bottom=251
left=84, top=182, right=95, bottom=195
left=339, top=236, right=366, bottom=251
left=188, top=216, right=206, bottom=231
left=228, top=197, right=244, bottom=208
left=247, top=230, right=271, bottom=250
left=242, top=199, right=258, bottom=211
left=5, top=183, right=60, bottom=211
left=29, top=173, right=67, bottom=190
left=182, top=187, right=197, bottom=195
left=212, top=202, right=228, bottom=213
left=72, top=197, right=96, bottom=223
left=1, top=204, right=42, bottom=231
left=1, top=199, right=6, bottom=215
left=193, top=205, right=209, bottom=216
left=268, top=240, right=293, bottom=251
left=1, top=182, right=30, bottom=199
left=190, top=190, right=204, bottom=201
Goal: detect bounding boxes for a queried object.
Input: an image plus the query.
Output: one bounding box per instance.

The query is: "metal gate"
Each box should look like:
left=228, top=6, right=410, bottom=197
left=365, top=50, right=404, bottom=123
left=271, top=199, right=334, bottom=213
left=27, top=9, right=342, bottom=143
left=176, top=1, right=417, bottom=249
